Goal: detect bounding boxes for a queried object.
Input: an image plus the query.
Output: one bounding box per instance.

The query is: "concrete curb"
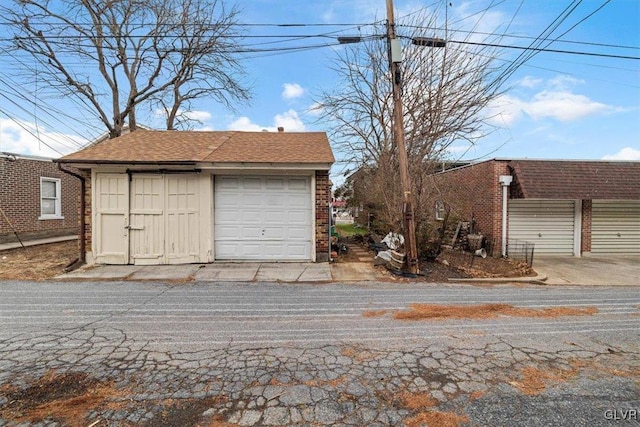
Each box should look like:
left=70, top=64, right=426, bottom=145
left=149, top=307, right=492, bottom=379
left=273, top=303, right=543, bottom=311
left=448, top=273, right=548, bottom=284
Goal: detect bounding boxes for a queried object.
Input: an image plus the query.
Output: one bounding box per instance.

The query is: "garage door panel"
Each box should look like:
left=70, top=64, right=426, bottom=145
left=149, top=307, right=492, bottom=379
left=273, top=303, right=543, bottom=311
left=242, top=194, right=263, bottom=207
left=592, top=200, right=640, bottom=254
left=285, top=243, right=310, bottom=258
left=242, top=227, right=263, bottom=239
left=263, top=227, right=284, bottom=239
left=287, top=194, right=309, bottom=208
left=240, top=211, right=262, bottom=223
left=216, top=176, right=239, bottom=189
left=288, top=178, right=309, bottom=190
left=266, top=195, right=285, bottom=207
left=266, top=178, right=285, bottom=190
left=508, top=199, right=575, bottom=255
left=214, top=175, right=312, bottom=260
left=243, top=177, right=262, bottom=189
left=287, top=227, right=310, bottom=240
left=264, top=244, right=285, bottom=257
left=264, top=210, right=285, bottom=222
left=288, top=211, right=311, bottom=225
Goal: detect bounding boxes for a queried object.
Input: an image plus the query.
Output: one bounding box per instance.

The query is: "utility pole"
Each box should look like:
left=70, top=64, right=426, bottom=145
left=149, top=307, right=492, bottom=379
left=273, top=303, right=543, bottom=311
left=386, top=0, right=419, bottom=274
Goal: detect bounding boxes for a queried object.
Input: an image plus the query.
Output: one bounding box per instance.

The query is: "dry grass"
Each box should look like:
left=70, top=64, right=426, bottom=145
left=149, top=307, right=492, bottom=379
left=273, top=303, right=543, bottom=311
left=0, top=240, right=77, bottom=280
left=304, top=375, right=349, bottom=388
left=469, top=390, right=485, bottom=400
left=393, top=303, right=598, bottom=321
left=509, top=366, right=578, bottom=396
left=340, top=345, right=376, bottom=362
left=403, top=411, right=469, bottom=427
left=362, top=310, right=388, bottom=318
left=397, top=391, right=437, bottom=410
left=0, top=370, right=128, bottom=427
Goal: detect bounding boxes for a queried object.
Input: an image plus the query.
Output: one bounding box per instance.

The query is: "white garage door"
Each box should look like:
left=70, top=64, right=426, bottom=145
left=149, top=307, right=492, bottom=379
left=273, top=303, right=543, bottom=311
left=508, top=200, right=576, bottom=255
left=214, top=175, right=312, bottom=260
left=592, top=200, right=640, bottom=255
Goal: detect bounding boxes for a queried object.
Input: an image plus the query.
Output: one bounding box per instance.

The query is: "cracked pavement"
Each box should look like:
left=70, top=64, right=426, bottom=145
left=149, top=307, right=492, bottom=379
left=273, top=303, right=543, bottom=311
left=0, top=280, right=638, bottom=426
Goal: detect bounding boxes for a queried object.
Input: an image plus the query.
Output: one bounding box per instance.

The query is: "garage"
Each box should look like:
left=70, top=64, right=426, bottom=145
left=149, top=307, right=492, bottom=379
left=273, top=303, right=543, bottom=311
left=58, top=129, right=334, bottom=265
left=591, top=200, right=640, bottom=255
left=214, top=175, right=313, bottom=261
left=508, top=199, right=577, bottom=255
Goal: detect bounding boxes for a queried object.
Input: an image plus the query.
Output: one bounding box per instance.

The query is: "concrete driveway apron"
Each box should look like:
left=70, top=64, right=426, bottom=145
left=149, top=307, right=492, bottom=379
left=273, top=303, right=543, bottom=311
left=534, top=256, right=640, bottom=286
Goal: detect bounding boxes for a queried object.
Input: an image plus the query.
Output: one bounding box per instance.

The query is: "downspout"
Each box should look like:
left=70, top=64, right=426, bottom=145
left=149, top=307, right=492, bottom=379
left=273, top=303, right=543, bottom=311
left=57, top=163, right=86, bottom=266
left=499, top=175, right=513, bottom=257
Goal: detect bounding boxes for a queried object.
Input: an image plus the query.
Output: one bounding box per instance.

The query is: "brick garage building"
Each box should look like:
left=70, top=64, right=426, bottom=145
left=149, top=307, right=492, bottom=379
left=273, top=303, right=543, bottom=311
left=0, top=152, right=79, bottom=244
left=430, top=159, right=640, bottom=257
left=57, top=130, right=334, bottom=265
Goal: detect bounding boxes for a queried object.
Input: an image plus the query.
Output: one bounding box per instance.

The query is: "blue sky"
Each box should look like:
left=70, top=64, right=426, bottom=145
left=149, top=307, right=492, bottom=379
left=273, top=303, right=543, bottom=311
left=0, top=0, right=638, bottom=182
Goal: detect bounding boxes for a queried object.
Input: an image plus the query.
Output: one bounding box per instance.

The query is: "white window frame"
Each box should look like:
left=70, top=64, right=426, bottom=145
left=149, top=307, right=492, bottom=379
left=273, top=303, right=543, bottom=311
left=435, top=200, right=445, bottom=221
left=39, top=177, right=64, bottom=220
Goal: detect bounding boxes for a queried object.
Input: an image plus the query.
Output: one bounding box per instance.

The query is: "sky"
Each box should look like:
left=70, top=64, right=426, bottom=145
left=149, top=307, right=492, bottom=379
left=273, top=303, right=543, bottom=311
left=0, top=0, right=638, bottom=184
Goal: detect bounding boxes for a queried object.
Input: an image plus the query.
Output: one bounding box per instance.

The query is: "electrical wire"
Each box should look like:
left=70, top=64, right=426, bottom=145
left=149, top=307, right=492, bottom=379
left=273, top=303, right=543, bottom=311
left=0, top=1, right=636, bottom=154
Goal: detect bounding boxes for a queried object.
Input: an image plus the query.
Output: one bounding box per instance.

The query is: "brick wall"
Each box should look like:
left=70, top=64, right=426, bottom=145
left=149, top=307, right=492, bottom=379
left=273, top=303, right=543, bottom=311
left=581, top=199, right=592, bottom=254
left=315, top=170, right=331, bottom=262
left=0, top=155, right=80, bottom=243
left=429, top=160, right=510, bottom=254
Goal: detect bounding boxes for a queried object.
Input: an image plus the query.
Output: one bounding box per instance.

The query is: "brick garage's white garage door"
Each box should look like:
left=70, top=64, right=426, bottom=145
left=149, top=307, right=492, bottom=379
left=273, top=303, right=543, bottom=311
left=214, top=175, right=312, bottom=260
left=508, top=199, right=576, bottom=255
left=591, top=200, right=640, bottom=255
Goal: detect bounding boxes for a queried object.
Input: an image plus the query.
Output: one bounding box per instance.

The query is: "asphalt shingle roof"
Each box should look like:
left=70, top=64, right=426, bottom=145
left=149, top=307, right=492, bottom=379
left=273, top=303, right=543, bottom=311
left=510, top=160, right=640, bottom=199
left=58, top=130, right=335, bottom=165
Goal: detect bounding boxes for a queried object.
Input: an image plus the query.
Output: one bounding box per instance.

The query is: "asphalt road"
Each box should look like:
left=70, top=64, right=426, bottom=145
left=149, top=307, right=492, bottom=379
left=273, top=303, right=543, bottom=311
left=1, top=280, right=639, bottom=426
left=2, top=281, right=639, bottom=347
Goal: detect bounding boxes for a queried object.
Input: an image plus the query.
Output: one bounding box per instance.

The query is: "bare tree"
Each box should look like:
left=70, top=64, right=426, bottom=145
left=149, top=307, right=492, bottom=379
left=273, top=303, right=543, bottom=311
left=3, top=0, right=249, bottom=138
left=316, top=9, right=503, bottom=245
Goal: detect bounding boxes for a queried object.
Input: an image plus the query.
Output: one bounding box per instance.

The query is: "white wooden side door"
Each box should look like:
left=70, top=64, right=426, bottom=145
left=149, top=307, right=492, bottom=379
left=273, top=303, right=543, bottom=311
left=94, top=173, right=129, bottom=264
left=166, top=175, right=201, bottom=264
left=129, top=175, right=165, bottom=265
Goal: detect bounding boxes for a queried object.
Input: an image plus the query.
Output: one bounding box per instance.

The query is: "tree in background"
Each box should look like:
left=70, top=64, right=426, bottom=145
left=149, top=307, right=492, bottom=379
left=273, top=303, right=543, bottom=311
left=317, top=9, right=502, bottom=251
left=3, top=0, right=249, bottom=138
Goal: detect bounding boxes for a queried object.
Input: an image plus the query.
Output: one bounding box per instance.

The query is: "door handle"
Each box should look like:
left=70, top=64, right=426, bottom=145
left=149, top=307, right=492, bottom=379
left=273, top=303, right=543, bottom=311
left=125, top=225, right=145, bottom=230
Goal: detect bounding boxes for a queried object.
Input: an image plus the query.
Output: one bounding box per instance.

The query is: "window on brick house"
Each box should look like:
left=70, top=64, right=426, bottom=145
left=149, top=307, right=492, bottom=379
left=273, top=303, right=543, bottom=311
left=435, top=200, right=445, bottom=221
left=40, top=177, right=63, bottom=219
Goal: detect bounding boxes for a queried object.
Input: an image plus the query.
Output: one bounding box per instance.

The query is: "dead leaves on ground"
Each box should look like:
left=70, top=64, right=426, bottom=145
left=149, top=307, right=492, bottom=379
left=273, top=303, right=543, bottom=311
left=362, top=303, right=598, bottom=321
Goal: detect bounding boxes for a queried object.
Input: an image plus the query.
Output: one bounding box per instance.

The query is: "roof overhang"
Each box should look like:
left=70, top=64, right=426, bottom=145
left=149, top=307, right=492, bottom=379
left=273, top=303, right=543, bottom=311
left=54, top=159, right=198, bottom=169
left=199, top=162, right=332, bottom=171
left=55, top=160, right=332, bottom=171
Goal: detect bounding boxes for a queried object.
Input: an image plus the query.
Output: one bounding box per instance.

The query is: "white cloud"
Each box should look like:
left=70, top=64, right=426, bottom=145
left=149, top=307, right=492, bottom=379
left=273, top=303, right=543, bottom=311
left=487, top=75, right=613, bottom=126
left=228, top=109, right=306, bottom=132
left=282, top=83, right=306, bottom=100
left=548, top=75, right=584, bottom=91
left=602, top=147, right=640, bottom=161
left=518, top=76, right=542, bottom=89
left=183, top=110, right=212, bottom=122
left=524, top=90, right=609, bottom=121
left=486, top=94, right=524, bottom=126
left=0, top=118, right=85, bottom=158
left=274, top=110, right=306, bottom=131
left=227, top=116, right=266, bottom=132
left=154, top=108, right=212, bottom=123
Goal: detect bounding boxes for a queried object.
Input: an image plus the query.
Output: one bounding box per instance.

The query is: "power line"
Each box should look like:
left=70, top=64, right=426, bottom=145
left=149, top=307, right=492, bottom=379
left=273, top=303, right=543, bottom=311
left=398, top=24, right=640, bottom=51
left=442, top=39, right=640, bottom=61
